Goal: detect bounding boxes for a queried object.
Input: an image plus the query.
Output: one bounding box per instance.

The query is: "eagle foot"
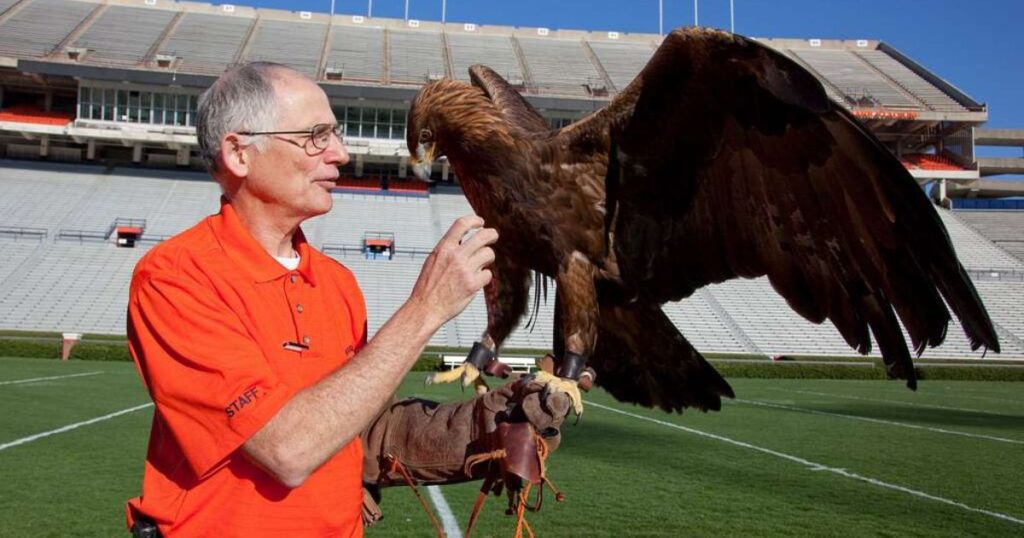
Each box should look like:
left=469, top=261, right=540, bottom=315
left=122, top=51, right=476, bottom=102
left=426, top=363, right=489, bottom=393
left=533, top=370, right=584, bottom=417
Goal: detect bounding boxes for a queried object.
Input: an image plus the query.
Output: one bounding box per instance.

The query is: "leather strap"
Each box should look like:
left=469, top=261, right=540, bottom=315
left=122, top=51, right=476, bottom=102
left=465, top=474, right=498, bottom=538
left=383, top=454, right=446, bottom=538
left=557, top=352, right=586, bottom=380
left=466, top=341, right=495, bottom=370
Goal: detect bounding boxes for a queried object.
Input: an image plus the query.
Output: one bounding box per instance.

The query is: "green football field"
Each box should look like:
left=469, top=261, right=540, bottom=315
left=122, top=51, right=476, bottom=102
left=1, top=356, right=1022, bottom=537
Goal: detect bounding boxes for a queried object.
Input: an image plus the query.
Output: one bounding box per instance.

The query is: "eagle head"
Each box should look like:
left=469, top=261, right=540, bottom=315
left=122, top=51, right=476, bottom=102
left=407, top=79, right=503, bottom=181
left=407, top=80, right=452, bottom=181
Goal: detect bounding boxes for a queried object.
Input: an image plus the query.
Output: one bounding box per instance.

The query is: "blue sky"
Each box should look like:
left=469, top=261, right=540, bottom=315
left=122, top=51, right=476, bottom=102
left=242, top=0, right=1022, bottom=154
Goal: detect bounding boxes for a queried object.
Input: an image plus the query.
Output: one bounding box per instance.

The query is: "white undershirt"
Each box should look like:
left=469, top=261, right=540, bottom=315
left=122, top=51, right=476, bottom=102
left=274, top=254, right=300, bottom=271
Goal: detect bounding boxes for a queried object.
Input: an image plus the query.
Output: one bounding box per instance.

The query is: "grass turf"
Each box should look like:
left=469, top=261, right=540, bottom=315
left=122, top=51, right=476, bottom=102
left=0, top=357, right=1022, bottom=536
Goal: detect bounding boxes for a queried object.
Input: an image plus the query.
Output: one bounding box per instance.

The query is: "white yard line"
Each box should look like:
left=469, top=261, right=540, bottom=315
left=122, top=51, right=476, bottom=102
left=738, top=398, right=1024, bottom=445
left=0, top=371, right=103, bottom=386
left=0, top=403, right=153, bottom=452
left=426, top=485, right=463, bottom=538
left=588, top=400, right=1024, bottom=526
left=771, top=387, right=1013, bottom=416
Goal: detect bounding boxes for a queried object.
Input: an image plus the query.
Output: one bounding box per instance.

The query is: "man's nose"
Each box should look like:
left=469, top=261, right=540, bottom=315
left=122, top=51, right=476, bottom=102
left=324, top=133, right=349, bottom=166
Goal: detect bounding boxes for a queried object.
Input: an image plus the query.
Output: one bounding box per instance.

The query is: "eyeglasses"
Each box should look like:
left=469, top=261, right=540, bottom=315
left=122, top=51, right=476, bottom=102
left=238, top=122, right=343, bottom=151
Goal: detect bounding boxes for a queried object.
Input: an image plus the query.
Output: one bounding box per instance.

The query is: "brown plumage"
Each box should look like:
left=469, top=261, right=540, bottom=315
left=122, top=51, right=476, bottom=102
left=407, top=27, right=1000, bottom=413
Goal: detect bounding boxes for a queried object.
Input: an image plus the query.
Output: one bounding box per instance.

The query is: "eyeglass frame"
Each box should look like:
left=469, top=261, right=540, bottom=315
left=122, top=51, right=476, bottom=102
left=237, top=122, right=344, bottom=152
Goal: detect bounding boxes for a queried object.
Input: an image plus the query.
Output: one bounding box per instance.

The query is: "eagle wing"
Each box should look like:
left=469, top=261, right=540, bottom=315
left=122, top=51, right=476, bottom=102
left=469, top=65, right=551, bottom=135
left=569, top=28, right=999, bottom=387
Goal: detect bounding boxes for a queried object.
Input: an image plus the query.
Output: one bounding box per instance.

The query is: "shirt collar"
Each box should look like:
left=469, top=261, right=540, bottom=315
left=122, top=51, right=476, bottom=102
left=209, top=198, right=318, bottom=286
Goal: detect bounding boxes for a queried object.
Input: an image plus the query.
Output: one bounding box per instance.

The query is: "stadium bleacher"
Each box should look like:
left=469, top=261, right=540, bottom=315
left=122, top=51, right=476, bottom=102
left=0, top=105, right=75, bottom=126
left=389, top=29, right=448, bottom=83
left=242, top=18, right=328, bottom=78
left=790, top=48, right=919, bottom=109
left=0, top=0, right=97, bottom=57
left=587, top=40, right=654, bottom=92
left=157, top=11, right=253, bottom=75
left=901, top=153, right=963, bottom=171
left=325, top=24, right=384, bottom=83
left=0, top=0, right=1018, bottom=361
left=447, top=32, right=523, bottom=83
left=0, top=0, right=981, bottom=114
left=952, top=211, right=1024, bottom=263
left=853, top=49, right=967, bottom=112
left=70, top=5, right=177, bottom=66
left=515, top=35, right=606, bottom=96
left=936, top=210, right=1024, bottom=271
left=0, top=161, right=1020, bottom=361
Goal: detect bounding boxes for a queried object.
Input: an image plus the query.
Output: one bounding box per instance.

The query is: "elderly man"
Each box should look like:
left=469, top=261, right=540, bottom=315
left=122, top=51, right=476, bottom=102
left=125, top=62, right=566, bottom=537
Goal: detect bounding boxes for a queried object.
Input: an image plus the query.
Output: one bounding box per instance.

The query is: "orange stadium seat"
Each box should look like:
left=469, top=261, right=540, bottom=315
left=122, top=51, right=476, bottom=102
left=0, top=105, right=75, bottom=126
left=900, top=153, right=964, bottom=171
left=333, top=177, right=383, bottom=192
left=387, top=179, right=429, bottom=194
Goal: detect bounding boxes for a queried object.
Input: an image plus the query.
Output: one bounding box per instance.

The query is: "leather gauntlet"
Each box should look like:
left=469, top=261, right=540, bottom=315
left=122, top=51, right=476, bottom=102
left=360, top=373, right=571, bottom=527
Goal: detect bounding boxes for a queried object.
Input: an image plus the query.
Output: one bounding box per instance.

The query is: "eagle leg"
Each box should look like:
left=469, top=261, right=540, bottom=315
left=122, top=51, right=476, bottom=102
left=541, top=253, right=600, bottom=417
left=533, top=370, right=584, bottom=417
left=427, top=341, right=500, bottom=393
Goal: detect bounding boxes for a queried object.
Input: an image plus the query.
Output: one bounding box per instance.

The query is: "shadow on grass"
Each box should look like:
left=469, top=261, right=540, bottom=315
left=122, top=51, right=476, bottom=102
left=745, top=400, right=1024, bottom=432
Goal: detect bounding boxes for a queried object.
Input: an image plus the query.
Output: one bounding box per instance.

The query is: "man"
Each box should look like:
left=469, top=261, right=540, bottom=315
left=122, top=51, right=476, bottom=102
left=125, top=62, right=526, bottom=536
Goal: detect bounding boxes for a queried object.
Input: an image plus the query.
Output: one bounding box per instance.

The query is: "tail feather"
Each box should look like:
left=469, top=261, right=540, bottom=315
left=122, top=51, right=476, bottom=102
left=590, top=298, right=734, bottom=413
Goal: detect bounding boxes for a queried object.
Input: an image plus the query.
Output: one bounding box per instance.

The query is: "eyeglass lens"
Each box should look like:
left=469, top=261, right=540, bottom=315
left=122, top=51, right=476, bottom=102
left=311, top=123, right=342, bottom=150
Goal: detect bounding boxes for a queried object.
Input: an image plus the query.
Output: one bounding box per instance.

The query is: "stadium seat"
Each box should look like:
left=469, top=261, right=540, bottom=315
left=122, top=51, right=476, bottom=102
left=0, top=105, right=74, bottom=126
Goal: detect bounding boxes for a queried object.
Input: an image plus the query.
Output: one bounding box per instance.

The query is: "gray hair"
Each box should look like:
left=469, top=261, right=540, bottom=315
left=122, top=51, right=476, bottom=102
left=196, top=62, right=299, bottom=173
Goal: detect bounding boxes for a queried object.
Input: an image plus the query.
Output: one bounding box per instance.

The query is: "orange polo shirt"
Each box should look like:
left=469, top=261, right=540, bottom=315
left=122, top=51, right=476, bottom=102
left=126, top=201, right=367, bottom=537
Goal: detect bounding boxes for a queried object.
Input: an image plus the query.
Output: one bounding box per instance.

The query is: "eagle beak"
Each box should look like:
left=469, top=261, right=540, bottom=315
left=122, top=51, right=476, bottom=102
left=411, top=142, right=434, bottom=181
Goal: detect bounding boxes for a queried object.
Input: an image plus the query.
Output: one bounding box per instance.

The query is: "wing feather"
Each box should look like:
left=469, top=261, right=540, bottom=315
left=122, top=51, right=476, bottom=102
left=468, top=65, right=550, bottom=135
left=591, top=28, right=998, bottom=385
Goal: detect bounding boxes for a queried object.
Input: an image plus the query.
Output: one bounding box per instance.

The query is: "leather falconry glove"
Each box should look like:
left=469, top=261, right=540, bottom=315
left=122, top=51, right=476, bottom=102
left=360, top=364, right=575, bottom=533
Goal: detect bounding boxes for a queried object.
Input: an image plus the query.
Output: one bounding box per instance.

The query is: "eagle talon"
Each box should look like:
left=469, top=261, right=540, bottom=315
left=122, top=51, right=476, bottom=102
left=427, top=363, right=486, bottom=392
left=533, top=370, right=584, bottom=417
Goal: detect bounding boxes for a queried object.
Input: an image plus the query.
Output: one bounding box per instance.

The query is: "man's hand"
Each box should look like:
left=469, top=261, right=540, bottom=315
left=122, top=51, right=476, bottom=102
left=409, top=215, right=498, bottom=329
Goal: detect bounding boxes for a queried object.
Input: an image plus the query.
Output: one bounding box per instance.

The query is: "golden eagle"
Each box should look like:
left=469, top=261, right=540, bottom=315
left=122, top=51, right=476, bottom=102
left=407, top=28, right=999, bottom=414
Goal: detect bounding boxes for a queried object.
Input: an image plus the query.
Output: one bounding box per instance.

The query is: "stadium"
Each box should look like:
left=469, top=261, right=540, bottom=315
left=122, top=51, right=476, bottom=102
left=0, top=0, right=1022, bottom=536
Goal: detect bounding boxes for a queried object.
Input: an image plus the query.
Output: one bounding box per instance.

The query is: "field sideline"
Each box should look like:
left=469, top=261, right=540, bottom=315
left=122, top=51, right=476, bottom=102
left=0, top=356, right=1022, bottom=536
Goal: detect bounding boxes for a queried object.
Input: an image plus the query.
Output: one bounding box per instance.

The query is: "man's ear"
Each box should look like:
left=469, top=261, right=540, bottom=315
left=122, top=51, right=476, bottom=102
left=220, top=133, right=250, bottom=178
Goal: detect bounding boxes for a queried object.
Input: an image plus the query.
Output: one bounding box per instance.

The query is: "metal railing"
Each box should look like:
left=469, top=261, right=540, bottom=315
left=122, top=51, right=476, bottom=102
left=0, top=226, right=48, bottom=241
left=55, top=228, right=108, bottom=243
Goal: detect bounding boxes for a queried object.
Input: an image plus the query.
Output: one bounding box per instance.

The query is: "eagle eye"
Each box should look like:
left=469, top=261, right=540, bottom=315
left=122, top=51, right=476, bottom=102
left=419, top=128, right=433, bottom=142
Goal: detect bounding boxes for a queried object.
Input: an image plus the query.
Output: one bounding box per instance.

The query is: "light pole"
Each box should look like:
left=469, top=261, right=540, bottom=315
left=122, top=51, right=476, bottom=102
left=442, top=0, right=447, bottom=23
left=405, top=0, right=409, bottom=20
left=730, top=0, right=735, bottom=32
left=694, top=0, right=699, bottom=26
left=659, top=0, right=663, bottom=36
left=368, top=0, right=373, bottom=18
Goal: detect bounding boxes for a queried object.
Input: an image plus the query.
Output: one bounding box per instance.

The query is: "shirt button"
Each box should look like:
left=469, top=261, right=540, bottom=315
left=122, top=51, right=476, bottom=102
left=290, top=274, right=297, bottom=284
left=302, top=335, right=311, bottom=345
left=296, top=304, right=304, bottom=313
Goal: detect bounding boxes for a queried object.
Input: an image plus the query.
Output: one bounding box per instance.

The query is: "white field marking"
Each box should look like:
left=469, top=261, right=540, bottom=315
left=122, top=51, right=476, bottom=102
left=0, top=371, right=103, bottom=386
left=771, top=387, right=1016, bottom=417
left=737, top=398, right=1024, bottom=445
left=588, top=401, right=1024, bottom=526
left=426, top=485, right=463, bottom=538
left=0, top=403, right=153, bottom=452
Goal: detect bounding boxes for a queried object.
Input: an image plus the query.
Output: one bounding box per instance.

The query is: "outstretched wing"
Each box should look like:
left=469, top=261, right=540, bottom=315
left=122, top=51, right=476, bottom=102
left=591, top=28, right=998, bottom=387
left=469, top=65, right=551, bottom=135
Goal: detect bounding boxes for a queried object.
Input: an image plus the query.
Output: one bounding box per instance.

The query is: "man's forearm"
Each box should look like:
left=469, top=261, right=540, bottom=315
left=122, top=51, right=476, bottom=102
left=245, top=215, right=496, bottom=487
left=244, top=298, right=442, bottom=487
